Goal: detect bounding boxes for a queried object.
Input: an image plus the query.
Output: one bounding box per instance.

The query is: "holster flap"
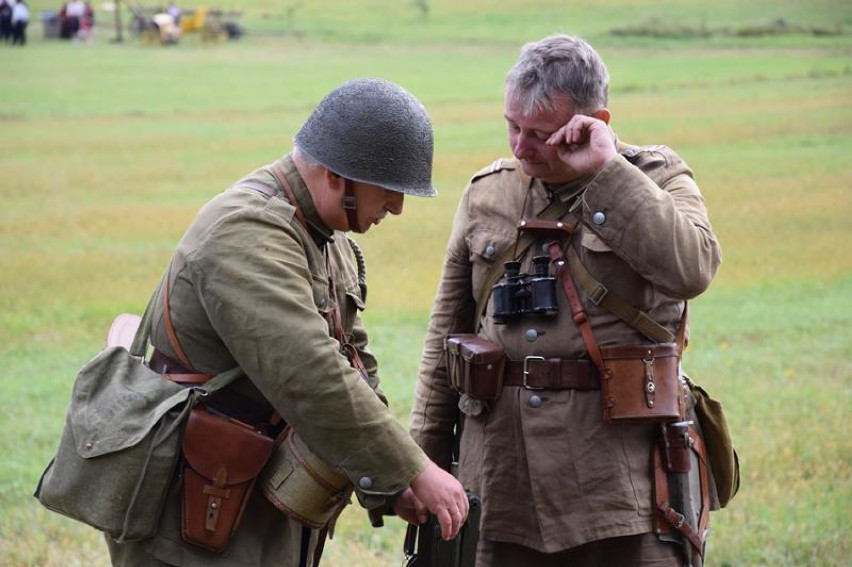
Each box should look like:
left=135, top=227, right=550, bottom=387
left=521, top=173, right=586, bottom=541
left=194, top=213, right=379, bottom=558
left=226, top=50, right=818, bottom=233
left=600, top=342, right=678, bottom=360
left=447, top=334, right=505, bottom=365
left=182, top=407, right=272, bottom=484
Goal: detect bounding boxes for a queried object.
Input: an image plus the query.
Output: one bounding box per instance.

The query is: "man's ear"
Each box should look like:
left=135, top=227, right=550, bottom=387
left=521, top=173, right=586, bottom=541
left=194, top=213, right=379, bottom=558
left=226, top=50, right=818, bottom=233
left=593, top=108, right=611, bottom=125
left=323, top=168, right=345, bottom=195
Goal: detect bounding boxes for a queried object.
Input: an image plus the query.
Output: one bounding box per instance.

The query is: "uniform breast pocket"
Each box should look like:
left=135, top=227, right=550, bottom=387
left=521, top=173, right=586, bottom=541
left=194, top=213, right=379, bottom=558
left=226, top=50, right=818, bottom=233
left=468, top=231, right=514, bottom=306
left=341, top=285, right=365, bottom=334
left=580, top=229, right=613, bottom=253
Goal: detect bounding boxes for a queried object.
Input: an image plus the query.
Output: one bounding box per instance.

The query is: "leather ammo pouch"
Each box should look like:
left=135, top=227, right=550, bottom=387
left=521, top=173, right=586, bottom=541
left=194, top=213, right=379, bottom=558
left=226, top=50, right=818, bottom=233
left=599, top=343, right=685, bottom=423
left=259, top=426, right=353, bottom=529
left=445, top=334, right=506, bottom=402
left=180, top=405, right=273, bottom=554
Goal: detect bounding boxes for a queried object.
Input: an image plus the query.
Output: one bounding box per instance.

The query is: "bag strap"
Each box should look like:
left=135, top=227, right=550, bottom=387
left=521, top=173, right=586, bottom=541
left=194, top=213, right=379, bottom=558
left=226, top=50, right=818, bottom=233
left=129, top=289, right=157, bottom=358
left=547, top=240, right=606, bottom=370
left=269, top=162, right=307, bottom=227
left=565, top=246, right=675, bottom=343
left=160, top=264, right=247, bottom=389
left=547, top=238, right=689, bottom=368
left=162, top=264, right=194, bottom=371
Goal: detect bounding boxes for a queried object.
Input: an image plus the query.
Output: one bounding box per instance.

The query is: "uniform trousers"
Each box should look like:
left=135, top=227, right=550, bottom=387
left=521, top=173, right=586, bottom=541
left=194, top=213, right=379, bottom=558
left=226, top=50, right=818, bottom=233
left=105, top=522, right=322, bottom=567
left=476, top=533, right=698, bottom=567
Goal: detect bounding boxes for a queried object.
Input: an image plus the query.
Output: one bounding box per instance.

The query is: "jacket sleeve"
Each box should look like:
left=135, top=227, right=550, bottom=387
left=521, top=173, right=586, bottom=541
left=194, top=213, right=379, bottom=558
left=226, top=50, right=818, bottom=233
left=582, top=148, right=722, bottom=299
left=189, top=206, right=427, bottom=501
left=350, top=312, right=388, bottom=406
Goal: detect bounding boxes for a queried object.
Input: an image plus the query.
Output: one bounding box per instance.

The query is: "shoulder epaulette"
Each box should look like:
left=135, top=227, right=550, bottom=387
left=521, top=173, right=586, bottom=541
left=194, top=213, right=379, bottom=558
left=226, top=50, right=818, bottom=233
left=470, top=158, right=516, bottom=183
left=620, top=143, right=677, bottom=167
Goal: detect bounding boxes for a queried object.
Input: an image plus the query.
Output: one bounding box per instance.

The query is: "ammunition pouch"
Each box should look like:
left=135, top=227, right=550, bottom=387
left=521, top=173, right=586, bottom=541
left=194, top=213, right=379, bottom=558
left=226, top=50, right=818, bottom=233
left=180, top=405, right=273, bottom=554
left=445, top=334, right=505, bottom=402
left=259, top=426, right=353, bottom=529
left=600, top=343, right=686, bottom=423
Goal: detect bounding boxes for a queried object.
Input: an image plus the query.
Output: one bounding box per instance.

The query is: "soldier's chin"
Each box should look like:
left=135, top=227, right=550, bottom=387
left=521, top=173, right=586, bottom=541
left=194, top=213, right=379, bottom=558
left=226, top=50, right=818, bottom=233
left=520, top=160, right=546, bottom=176
left=352, top=220, right=372, bottom=234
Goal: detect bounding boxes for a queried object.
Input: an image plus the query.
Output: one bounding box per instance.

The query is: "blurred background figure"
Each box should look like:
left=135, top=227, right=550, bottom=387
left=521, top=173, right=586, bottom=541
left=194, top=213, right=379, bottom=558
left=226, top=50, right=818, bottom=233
left=0, top=0, right=12, bottom=43
left=10, top=0, right=27, bottom=45
left=77, top=0, right=94, bottom=41
left=166, top=1, right=180, bottom=25
left=59, top=0, right=83, bottom=39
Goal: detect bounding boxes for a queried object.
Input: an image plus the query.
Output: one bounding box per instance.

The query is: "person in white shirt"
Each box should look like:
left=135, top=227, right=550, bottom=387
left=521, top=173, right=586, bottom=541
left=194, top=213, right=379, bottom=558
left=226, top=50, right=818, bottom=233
left=10, top=0, right=27, bottom=45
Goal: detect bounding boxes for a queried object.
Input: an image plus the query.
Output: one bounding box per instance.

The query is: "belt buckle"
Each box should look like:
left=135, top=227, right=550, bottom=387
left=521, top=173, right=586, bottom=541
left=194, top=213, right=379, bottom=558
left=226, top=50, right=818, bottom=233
left=523, top=356, right=546, bottom=390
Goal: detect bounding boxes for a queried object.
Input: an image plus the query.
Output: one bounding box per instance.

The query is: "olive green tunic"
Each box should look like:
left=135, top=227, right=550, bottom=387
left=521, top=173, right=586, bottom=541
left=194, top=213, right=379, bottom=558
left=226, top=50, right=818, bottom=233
left=410, top=143, right=722, bottom=553
left=112, top=155, right=428, bottom=566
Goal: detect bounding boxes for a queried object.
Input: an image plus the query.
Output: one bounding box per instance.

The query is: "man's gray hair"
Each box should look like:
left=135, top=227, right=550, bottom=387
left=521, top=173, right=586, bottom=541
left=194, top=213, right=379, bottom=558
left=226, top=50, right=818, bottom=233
left=505, top=34, right=609, bottom=116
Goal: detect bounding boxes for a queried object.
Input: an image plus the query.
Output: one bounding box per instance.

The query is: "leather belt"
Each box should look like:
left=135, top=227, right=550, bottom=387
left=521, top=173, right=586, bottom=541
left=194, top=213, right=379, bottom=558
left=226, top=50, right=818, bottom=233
left=504, top=357, right=600, bottom=390
left=149, top=349, right=275, bottom=426
left=148, top=349, right=211, bottom=384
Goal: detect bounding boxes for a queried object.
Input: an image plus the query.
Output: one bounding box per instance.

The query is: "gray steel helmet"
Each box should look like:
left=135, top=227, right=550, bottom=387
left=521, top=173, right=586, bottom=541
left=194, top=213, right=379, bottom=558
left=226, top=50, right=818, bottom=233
left=295, top=78, right=436, bottom=197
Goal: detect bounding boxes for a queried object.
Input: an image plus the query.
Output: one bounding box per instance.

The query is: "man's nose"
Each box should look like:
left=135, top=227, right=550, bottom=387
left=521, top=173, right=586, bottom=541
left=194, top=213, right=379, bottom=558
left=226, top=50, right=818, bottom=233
left=386, top=191, right=404, bottom=215
left=512, top=132, right=534, bottom=159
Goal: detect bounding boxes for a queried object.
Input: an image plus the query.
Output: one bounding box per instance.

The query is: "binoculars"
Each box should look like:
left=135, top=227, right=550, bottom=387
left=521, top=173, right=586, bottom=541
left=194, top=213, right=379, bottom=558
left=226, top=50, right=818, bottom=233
left=491, top=256, right=558, bottom=324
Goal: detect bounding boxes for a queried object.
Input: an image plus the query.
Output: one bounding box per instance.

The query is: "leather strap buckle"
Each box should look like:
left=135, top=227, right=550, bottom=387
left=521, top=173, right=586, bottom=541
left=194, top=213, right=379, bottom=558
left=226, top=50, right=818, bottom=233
left=588, top=282, right=609, bottom=306
left=523, top=356, right=546, bottom=390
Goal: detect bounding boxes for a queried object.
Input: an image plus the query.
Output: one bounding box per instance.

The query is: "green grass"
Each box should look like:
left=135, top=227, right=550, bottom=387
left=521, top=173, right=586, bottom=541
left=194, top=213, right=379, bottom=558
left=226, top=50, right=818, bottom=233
left=2, top=0, right=851, bottom=565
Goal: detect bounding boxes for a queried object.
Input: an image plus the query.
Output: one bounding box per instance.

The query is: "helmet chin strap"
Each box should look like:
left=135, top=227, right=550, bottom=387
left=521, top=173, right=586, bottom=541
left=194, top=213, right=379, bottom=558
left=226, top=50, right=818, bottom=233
left=342, top=178, right=364, bottom=233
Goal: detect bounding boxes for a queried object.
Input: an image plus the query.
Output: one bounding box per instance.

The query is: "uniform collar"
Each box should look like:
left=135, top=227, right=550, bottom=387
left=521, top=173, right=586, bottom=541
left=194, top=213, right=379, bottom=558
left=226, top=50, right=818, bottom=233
left=274, top=154, right=334, bottom=245
left=544, top=175, right=593, bottom=206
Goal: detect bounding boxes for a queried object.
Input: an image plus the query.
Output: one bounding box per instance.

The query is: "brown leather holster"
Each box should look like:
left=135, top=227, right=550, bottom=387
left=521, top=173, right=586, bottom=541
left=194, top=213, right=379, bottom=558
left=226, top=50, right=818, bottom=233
left=653, top=422, right=710, bottom=564
left=180, top=405, right=273, bottom=554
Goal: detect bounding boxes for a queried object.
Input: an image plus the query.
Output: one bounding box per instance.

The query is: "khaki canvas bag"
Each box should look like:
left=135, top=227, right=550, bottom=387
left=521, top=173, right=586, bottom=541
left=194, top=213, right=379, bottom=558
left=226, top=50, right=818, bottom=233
left=33, top=291, right=242, bottom=542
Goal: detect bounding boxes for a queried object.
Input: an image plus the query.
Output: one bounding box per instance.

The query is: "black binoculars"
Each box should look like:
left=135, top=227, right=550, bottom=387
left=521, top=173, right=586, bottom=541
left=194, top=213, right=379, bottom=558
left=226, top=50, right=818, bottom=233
left=491, top=256, right=558, bottom=324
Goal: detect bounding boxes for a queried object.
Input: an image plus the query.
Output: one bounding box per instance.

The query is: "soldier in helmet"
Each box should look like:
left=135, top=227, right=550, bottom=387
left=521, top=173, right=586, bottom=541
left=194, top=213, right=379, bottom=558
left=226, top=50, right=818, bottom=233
left=106, top=78, right=469, bottom=566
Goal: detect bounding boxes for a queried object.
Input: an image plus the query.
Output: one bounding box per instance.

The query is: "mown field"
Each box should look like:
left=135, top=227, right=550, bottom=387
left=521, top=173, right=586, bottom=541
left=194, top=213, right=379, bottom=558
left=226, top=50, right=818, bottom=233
left=1, top=0, right=850, bottom=565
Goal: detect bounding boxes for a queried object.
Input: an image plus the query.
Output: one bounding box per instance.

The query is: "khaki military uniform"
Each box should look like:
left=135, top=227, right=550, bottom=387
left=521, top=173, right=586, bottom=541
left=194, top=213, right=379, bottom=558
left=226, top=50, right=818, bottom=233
left=410, top=143, right=721, bottom=555
left=109, top=155, right=428, bottom=566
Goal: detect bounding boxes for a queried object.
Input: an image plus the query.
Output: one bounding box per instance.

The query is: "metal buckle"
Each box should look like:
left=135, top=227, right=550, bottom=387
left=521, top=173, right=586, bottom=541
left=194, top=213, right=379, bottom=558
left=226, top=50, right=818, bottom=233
left=588, top=283, right=609, bottom=305
left=523, top=356, right=546, bottom=390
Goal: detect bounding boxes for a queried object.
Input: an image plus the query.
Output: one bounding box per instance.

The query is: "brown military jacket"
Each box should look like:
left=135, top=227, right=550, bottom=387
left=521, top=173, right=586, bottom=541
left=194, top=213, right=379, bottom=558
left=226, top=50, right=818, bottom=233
left=410, top=143, right=721, bottom=553
left=136, top=155, right=428, bottom=566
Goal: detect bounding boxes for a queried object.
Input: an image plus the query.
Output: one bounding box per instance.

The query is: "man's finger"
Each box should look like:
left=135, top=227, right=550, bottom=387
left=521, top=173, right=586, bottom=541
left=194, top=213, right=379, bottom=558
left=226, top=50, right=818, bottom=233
left=436, top=508, right=453, bottom=540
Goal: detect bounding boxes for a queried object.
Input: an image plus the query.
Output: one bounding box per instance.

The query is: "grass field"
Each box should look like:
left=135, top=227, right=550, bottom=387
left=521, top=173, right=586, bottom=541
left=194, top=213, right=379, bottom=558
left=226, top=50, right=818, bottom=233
left=1, top=0, right=850, bottom=565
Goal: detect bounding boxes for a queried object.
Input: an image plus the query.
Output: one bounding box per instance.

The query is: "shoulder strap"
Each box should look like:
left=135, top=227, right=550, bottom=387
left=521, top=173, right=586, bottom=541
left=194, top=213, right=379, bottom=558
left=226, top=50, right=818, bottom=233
left=566, top=247, right=675, bottom=343
left=548, top=240, right=689, bottom=373
left=124, top=264, right=241, bottom=391
left=129, top=291, right=156, bottom=358
left=159, top=266, right=255, bottom=395
left=548, top=241, right=605, bottom=369
left=162, top=265, right=193, bottom=371
left=269, top=162, right=307, bottom=228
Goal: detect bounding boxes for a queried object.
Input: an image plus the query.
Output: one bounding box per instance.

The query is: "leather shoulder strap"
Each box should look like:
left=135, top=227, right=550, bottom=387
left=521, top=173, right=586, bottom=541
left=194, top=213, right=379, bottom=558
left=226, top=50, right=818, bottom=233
left=566, top=246, right=676, bottom=343
left=269, top=162, right=307, bottom=229
left=162, top=264, right=193, bottom=370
